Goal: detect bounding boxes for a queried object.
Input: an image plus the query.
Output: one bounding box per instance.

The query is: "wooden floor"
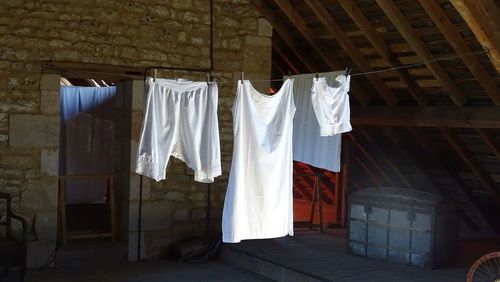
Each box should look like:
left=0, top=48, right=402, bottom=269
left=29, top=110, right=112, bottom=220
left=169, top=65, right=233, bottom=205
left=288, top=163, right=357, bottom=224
left=221, top=230, right=469, bottom=282
left=4, top=260, right=270, bottom=282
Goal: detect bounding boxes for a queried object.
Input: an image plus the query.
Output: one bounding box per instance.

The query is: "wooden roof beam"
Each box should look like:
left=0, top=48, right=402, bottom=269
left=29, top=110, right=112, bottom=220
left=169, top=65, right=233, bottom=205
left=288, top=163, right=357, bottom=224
left=351, top=106, right=500, bottom=128
left=376, top=0, right=467, bottom=106
left=450, top=0, right=500, bottom=73
left=305, top=0, right=398, bottom=106
left=384, top=127, right=479, bottom=230
left=476, top=129, right=500, bottom=160
left=337, top=0, right=429, bottom=106
left=419, top=0, right=500, bottom=105
left=408, top=127, right=492, bottom=231
left=347, top=133, right=396, bottom=186
left=439, top=128, right=500, bottom=203
left=251, top=0, right=372, bottom=105
left=272, top=36, right=301, bottom=75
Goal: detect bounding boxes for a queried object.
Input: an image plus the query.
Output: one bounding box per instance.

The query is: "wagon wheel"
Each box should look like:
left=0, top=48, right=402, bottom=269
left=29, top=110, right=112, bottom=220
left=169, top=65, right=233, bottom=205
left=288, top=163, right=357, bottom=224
left=467, top=251, right=500, bottom=282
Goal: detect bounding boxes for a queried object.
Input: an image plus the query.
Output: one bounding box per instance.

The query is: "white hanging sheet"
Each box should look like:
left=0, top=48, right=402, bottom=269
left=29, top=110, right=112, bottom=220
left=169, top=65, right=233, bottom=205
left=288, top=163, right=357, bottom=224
left=222, top=79, right=295, bottom=243
left=291, top=71, right=351, bottom=172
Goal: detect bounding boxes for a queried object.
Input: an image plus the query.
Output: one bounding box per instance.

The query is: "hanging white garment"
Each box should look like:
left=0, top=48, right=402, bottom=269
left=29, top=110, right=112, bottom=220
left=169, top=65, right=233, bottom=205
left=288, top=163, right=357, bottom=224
left=222, top=78, right=296, bottom=243
left=135, top=77, right=221, bottom=183
left=291, top=72, right=351, bottom=172
left=311, top=75, right=352, bottom=136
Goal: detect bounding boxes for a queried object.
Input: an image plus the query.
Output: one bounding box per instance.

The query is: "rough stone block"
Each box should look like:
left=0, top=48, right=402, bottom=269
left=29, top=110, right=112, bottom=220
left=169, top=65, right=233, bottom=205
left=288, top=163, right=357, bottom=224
left=27, top=240, right=56, bottom=269
left=40, top=74, right=60, bottom=90
left=41, top=149, right=58, bottom=176
left=33, top=211, right=58, bottom=240
left=24, top=176, right=59, bottom=210
left=130, top=173, right=151, bottom=201
left=258, top=18, right=272, bottom=37
left=174, top=209, right=189, bottom=221
left=132, top=80, right=145, bottom=111
left=191, top=208, right=206, bottom=220
left=41, top=90, right=59, bottom=114
left=0, top=113, right=7, bottom=131
left=10, top=114, right=59, bottom=148
left=166, top=191, right=186, bottom=201
left=245, top=35, right=271, bottom=47
left=128, top=231, right=146, bottom=261
left=128, top=200, right=172, bottom=231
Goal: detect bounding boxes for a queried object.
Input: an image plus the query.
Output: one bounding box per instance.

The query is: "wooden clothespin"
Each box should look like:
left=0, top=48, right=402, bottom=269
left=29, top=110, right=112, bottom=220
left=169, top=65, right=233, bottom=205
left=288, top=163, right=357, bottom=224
left=240, top=72, right=244, bottom=83
left=315, top=73, right=319, bottom=81
left=206, top=72, right=211, bottom=86
left=153, top=69, right=157, bottom=82
left=288, top=71, right=292, bottom=79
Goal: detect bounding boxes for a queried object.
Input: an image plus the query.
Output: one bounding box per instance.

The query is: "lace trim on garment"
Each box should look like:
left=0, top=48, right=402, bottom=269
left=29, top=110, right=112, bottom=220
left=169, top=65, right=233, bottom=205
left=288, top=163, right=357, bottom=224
left=135, top=152, right=155, bottom=178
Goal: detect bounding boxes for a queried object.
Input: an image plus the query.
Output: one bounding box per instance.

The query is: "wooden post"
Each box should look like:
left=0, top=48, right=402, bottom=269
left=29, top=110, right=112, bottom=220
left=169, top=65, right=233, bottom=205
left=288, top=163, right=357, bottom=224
left=108, top=176, right=116, bottom=241
left=341, top=164, right=349, bottom=226
left=334, top=172, right=341, bottom=224
left=59, top=177, right=67, bottom=245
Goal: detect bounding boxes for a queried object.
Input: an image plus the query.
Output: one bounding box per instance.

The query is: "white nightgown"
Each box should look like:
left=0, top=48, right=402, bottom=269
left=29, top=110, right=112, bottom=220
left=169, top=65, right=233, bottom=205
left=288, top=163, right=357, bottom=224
left=222, top=78, right=296, bottom=243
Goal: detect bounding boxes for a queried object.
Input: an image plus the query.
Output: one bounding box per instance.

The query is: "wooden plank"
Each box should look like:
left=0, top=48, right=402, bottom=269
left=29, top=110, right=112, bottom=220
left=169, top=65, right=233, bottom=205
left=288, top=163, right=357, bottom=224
left=383, top=127, right=479, bottom=230
left=272, top=38, right=301, bottom=75
left=419, top=0, right=500, bottom=105
left=305, top=0, right=398, bottom=106
left=355, top=157, right=382, bottom=186
left=351, top=106, right=500, bottom=128
left=439, top=128, right=500, bottom=202
left=450, top=0, right=500, bottom=73
left=476, top=129, right=500, bottom=160
left=348, top=133, right=395, bottom=186
left=109, top=176, right=117, bottom=241
left=252, top=0, right=372, bottom=105
left=357, top=127, right=414, bottom=189
left=59, top=178, right=67, bottom=245
left=376, top=0, right=467, bottom=106
left=408, top=127, right=500, bottom=232
left=337, top=0, right=429, bottom=106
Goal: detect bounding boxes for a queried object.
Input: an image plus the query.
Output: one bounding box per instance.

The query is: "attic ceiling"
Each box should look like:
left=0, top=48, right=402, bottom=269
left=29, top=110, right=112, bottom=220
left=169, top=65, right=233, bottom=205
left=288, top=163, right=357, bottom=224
left=251, top=0, right=500, bottom=234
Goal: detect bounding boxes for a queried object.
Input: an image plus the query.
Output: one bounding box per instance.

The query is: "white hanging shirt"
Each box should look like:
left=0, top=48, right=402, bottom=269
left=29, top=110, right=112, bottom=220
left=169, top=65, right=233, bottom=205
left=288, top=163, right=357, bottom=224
left=292, top=72, right=351, bottom=172
left=311, top=75, right=352, bottom=136
left=135, top=77, right=221, bottom=183
left=222, top=79, right=295, bottom=243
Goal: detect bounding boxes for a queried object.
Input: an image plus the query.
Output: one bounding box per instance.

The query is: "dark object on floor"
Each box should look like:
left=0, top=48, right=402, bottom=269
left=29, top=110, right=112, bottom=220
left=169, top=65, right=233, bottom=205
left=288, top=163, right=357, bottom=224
left=168, top=235, right=221, bottom=263
left=0, top=193, right=28, bottom=281
left=348, top=187, right=459, bottom=268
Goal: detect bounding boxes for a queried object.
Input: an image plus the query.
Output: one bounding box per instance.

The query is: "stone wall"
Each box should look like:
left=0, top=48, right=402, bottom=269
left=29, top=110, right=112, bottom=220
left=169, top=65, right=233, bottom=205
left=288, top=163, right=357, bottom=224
left=0, top=0, right=272, bottom=266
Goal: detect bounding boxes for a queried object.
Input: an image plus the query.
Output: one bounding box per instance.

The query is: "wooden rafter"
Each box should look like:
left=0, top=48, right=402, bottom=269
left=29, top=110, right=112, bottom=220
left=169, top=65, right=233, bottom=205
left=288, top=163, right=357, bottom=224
left=376, top=0, right=467, bottom=106
left=409, top=127, right=499, bottom=232
left=272, top=37, right=301, bottom=75
left=305, top=0, right=398, bottom=106
left=439, top=128, right=500, bottom=203
left=476, top=129, right=500, bottom=160
left=357, top=127, right=414, bottom=189
left=351, top=106, right=500, bottom=128
left=450, top=0, right=500, bottom=73
left=348, top=133, right=395, bottom=186
left=383, top=127, right=479, bottom=230
left=251, top=0, right=372, bottom=105
left=355, top=157, right=382, bottom=187
left=419, top=0, right=500, bottom=105
left=337, top=0, right=428, bottom=106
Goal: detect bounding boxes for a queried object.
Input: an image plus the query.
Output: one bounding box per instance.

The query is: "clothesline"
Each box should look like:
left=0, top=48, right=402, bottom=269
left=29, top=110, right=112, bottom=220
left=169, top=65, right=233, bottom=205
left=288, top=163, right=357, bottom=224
left=214, top=49, right=489, bottom=83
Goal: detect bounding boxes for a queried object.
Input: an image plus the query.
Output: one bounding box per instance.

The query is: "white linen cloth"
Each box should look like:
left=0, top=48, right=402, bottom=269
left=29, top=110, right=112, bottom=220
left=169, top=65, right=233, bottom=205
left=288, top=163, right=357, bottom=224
left=222, top=78, right=296, bottom=243
left=291, top=72, right=351, bottom=172
left=135, top=77, right=221, bottom=183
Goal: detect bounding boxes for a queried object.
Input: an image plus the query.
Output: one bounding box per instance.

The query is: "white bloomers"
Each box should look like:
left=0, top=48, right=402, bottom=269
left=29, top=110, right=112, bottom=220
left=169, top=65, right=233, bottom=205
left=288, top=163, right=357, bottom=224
left=135, top=77, right=221, bottom=183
